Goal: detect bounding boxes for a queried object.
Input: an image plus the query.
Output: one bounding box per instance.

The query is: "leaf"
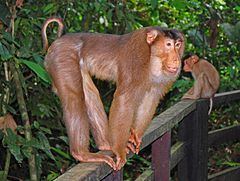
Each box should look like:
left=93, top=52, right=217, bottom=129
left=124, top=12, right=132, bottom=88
left=19, top=59, right=51, bottom=84
left=21, top=146, right=32, bottom=158
left=59, top=136, right=69, bottom=145
left=221, top=23, right=235, bottom=42
left=37, top=132, right=55, bottom=160
left=39, top=127, right=52, bottom=134
left=170, top=0, right=187, bottom=10
left=47, top=171, right=59, bottom=181
left=0, top=42, right=12, bottom=61
left=0, top=3, right=10, bottom=25
left=9, top=144, right=23, bottom=163
left=151, top=0, right=158, bottom=9
left=51, top=147, right=71, bottom=160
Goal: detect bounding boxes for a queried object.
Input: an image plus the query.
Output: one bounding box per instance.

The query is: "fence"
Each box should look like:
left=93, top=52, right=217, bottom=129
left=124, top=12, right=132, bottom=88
left=56, top=90, right=240, bottom=181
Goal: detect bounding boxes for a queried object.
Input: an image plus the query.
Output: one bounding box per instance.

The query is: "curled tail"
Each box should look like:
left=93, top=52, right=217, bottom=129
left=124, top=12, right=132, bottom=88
left=41, top=17, right=64, bottom=52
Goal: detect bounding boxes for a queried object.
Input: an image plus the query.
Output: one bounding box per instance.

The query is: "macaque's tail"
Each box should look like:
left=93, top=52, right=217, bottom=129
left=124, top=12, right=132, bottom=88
left=208, top=98, right=213, bottom=115
left=41, top=17, right=64, bottom=52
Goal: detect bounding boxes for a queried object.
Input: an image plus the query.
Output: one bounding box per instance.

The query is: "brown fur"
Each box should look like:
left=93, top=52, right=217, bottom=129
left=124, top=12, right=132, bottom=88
left=42, top=17, right=185, bottom=170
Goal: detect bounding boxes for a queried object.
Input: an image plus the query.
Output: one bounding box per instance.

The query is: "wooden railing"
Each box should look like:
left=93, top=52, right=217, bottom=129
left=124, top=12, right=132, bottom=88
left=56, top=90, right=240, bottom=181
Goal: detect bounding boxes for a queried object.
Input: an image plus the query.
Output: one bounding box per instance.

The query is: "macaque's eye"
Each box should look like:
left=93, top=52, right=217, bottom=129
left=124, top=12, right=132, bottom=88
left=166, top=42, right=172, bottom=47
left=175, top=42, right=181, bottom=48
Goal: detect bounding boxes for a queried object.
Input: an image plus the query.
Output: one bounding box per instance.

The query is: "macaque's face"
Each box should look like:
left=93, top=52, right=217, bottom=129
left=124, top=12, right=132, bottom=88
left=151, top=36, right=183, bottom=78
left=183, top=55, right=199, bottom=72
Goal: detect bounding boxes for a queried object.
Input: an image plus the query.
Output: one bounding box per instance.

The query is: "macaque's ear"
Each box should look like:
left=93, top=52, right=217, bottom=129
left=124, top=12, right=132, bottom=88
left=146, top=29, right=158, bottom=44
left=192, top=55, right=199, bottom=63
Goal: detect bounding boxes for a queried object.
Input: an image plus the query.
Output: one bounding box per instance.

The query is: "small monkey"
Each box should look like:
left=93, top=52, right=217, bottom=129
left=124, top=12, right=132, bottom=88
left=42, top=17, right=184, bottom=170
left=182, top=55, right=220, bottom=114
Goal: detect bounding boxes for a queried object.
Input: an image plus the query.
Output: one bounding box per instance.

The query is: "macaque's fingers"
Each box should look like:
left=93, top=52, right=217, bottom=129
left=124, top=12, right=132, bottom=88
left=135, top=139, right=142, bottom=154
left=127, top=142, right=136, bottom=154
left=128, top=128, right=137, bottom=146
left=72, top=152, right=116, bottom=170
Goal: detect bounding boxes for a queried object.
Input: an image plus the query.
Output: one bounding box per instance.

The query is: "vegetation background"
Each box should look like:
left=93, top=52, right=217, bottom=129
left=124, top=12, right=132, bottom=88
left=0, top=0, right=239, bottom=180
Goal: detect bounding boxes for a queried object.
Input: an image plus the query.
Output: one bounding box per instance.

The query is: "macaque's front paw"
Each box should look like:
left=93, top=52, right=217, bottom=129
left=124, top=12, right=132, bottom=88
left=128, top=128, right=142, bottom=154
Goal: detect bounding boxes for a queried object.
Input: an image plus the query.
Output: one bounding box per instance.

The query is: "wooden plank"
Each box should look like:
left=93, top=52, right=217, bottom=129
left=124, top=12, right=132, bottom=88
left=103, top=169, right=123, bottom=181
left=152, top=131, right=171, bottom=181
left=208, top=124, right=240, bottom=146
left=178, top=112, right=195, bottom=181
left=170, top=141, right=186, bottom=170
left=141, top=100, right=196, bottom=150
left=191, top=100, right=209, bottom=181
left=178, top=100, right=209, bottom=181
left=208, top=167, right=240, bottom=181
left=56, top=150, right=113, bottom=181
left=193, top=100, right=209, bottom=181
left=135, top=170, right=153, bottom=181
left=213, top=90, right=240, bottom=107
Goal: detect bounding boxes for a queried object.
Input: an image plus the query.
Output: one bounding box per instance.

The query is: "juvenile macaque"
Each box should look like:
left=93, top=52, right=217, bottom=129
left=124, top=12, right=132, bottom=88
left=182, top=55, right=220, bottom=114
left=42, top=17, right=184, bottom=170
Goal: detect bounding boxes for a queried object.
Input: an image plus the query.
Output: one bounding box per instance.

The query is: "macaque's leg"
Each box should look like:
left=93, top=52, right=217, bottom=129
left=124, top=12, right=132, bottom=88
left=80, top=60, right=110, bottom=151
left=130, top=87, right=160, bottom=154
left=182, top=74, right=206, bottom=99
left=182, top=87, right=194, bottom=99
left=50, top=59, right=115, bottom=169
left=109, top=88, right=137, bottom=170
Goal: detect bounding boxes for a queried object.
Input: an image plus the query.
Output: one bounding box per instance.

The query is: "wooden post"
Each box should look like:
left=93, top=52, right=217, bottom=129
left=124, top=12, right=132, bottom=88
left=152, top=131, right=171, bottom=181
left=178, top=100, right=209, bottom=181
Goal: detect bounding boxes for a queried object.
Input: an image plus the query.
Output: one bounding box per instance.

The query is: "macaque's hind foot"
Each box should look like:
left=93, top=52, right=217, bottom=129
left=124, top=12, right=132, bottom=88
left=72, top=151, right=116, bottom=170
left=98, top=144, right=111, bottom=151
left=181, top=94, right=199, bottom=100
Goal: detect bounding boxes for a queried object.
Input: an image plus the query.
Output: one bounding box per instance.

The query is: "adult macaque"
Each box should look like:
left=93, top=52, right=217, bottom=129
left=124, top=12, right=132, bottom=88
left=42, top=17, right=184, bottom=170
left=182, top=55, right=220, bottom=114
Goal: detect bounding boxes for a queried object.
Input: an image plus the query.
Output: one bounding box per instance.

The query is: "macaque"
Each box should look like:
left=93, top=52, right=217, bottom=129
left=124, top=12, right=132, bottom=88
left=41, top=17, right=185, bottom=170
left=182, top=55, right=220, bottom=114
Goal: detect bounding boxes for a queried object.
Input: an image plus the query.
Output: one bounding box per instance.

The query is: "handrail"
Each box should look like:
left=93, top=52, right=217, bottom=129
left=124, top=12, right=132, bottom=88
left=56, top=89, right=240, bottom=181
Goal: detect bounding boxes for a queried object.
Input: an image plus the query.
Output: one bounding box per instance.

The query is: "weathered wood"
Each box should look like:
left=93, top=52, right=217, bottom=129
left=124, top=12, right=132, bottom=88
left=56, top=150, right=113, bottom=181
left=170, top=141, right=186, bottom=169
left=56, top=90, right=240, bottom=181
left=152, top=131, right=171, bottom=181
left=208, top=124, right=240, bottom=146
left=103, top=169, right=123, bottom=181
left=208, top=167, right=240, bottom=181
left=178, top=111, right=195, bottom=181
left=141, top=100, right=196, bottom=150
left=178, top=100, right=209, bottom=181
left=192, top=100, right=209, bottom=181
left=135, top=170, right=153, bottom=181
left=213, top=90, right=240, bottom=107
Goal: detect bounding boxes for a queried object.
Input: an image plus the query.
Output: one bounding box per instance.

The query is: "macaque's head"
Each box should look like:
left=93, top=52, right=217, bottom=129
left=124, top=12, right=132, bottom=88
left=183, top=55, right=199, bottom=72
left=146, top=27, right=185, bottom=80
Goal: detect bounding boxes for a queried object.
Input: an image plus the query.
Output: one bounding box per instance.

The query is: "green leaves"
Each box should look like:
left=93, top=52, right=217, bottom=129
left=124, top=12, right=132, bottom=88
left=19, top=59, right=51, bottom=84
left=0, top=42, right=12, bottom=61
left=221, top=21, right=240, bottom=43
